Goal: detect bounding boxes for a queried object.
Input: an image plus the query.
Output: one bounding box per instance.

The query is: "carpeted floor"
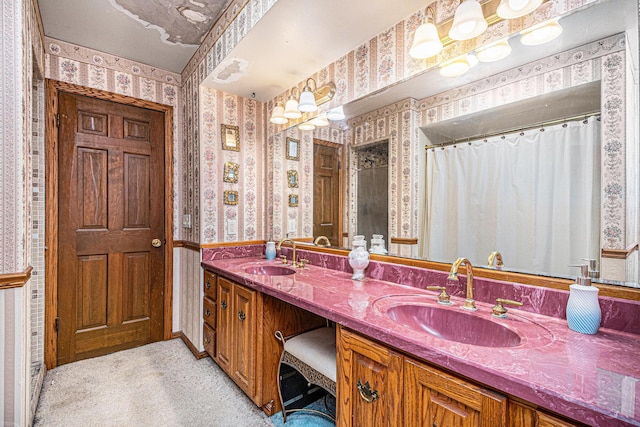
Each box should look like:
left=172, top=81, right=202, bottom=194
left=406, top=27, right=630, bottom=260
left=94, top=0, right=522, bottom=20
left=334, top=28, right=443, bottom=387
left=33, top=339, right=275, bottom=427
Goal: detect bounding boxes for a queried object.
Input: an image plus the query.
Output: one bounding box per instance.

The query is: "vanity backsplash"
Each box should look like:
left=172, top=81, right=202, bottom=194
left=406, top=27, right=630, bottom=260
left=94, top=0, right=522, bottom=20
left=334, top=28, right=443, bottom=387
left=202, top=245, right=640, bottom=335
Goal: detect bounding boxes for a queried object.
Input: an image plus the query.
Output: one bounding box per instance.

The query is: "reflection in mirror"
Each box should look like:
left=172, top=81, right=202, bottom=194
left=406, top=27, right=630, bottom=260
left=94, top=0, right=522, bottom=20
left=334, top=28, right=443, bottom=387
left=356, top=141, right=389, bottom=244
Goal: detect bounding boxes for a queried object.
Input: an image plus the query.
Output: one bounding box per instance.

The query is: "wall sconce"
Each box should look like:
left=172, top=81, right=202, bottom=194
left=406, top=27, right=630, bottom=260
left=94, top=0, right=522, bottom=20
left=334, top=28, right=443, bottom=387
left=410, top=7, right=443, bottom=59
left=496, top=0, right=542, bottom=19
left=283, top=88, right=302, bottom=119
left=270, top=80, right=336, bottom=126
left=299, top=78, right=319, bottom=112
left=439, top=53, right=478, bottom=77
left=476, top=38, right=512, bottom=62
left=449, top=0, right=488, bottom=41
left=270, top=99, right=288, bottom=124
left=520, top=20, right=563, bottom=45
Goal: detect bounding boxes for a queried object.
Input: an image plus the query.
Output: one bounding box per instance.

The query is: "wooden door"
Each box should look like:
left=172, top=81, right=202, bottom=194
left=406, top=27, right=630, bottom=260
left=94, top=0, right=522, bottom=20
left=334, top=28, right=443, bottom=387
left=404, top=358, right=507, bottom=427
left=232, top=284, right=257, bottom=396
left=216, top=277, right=233, bottom=372
left=57, top=92, right=165, bottom=365
left=313, top=141, right=342, bottom=246
left=337, top=327, right=403, bottom=427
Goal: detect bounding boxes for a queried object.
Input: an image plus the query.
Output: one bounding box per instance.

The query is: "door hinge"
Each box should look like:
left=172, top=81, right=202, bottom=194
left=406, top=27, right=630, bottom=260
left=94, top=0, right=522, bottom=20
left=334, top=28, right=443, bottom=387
left=55, top=317, right=60, bottom=332
left=55, top=113, right=60, bottom=127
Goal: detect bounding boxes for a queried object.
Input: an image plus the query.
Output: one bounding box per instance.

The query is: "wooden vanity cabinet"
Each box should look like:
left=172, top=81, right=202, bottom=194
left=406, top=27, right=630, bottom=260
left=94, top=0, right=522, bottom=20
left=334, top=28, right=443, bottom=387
left=205, top=271, right=326, bottom=415
left=202, top=270, right=216, bottom=357
left=404, top=358, right=507, bottom=426
left=336, top=327, right=404, bottom=426
left=509, top=400, right=585, bottom=427
left=337, top=326, right=507, bottom=427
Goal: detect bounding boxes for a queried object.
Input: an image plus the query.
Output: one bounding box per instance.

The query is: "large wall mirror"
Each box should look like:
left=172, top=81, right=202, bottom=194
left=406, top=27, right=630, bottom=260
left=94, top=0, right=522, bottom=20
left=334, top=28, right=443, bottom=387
left=266, top=0, right=638, bottom=288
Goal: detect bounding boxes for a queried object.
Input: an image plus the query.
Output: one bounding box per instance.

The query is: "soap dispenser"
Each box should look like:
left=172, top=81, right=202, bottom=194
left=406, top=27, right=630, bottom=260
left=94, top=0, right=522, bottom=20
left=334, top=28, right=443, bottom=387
left=566, top=264, right=601, bottom=335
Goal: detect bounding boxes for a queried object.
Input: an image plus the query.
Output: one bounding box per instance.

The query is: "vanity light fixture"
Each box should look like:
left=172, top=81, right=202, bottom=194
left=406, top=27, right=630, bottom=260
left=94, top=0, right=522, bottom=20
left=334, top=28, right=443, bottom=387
left=270, top=99, right=288, bottom=124
left=449, top=0, right=488, bottom=41
left=496, top=0, right=542, bottom=19
left=439, top=53, right=478, bottom=77
left=283, top=88, right=302, bottom=119
left=298, top=78, right=319, bottom=113
left=476, top=38, right=512, bottom=62
left=520, top=20, right=563, bottom=45
left=327, top=106, right=345, bottom=121
left=409, top=7, right=443, bottom=59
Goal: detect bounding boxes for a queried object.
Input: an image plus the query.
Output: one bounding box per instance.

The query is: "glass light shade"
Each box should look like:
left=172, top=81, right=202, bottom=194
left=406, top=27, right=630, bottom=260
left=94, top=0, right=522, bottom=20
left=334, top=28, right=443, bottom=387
left=298, top=89, right=318, bottom=113
left=449, top=0, right=488, bottom=41
left=496, top=0, right=542, bottom=19
left=269, top=103, right=288, bottom=124
left=476, top=39, right=512, bottom=62
left=298, top=121, right=316, bottom=131
left=520, top=21, right=563, bottom=45
left=310, top=113, right=329, bottom=127
left=409, top=22, right=443, bottom=59
left=283, top=98, right=302, bottom=119
left=439, top=54, right=477, bottom=77
left=327, top=106, right=345, bottom=121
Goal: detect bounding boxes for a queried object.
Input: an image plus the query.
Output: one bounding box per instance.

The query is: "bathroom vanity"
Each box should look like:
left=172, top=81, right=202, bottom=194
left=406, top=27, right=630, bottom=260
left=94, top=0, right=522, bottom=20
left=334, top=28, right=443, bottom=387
left=201, top=249, right=640, bottom=426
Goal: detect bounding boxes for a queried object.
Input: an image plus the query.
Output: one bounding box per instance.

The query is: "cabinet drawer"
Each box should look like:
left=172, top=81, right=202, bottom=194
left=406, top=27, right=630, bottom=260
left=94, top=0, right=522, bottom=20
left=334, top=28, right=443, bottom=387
left=203, top=296, right=216, bottom=328
left=204, top=270, right=216, bottom=300
left=203, top=322, right=216, bottom=357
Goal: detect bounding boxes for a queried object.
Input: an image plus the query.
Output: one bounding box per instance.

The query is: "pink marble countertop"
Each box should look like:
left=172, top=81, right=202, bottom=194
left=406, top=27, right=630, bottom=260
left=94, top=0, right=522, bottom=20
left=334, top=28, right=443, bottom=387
left=202, top=257, right=640, bottom=426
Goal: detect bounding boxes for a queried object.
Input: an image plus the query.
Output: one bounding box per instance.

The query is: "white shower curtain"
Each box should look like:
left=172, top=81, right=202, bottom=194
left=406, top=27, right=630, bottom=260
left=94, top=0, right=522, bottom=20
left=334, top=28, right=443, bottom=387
left=421, top=116, right=601, bottom=277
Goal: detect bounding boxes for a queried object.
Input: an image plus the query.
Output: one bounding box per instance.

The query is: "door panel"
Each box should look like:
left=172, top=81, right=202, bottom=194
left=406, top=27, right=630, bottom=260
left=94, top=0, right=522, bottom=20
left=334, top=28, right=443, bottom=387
left=57, top=92, right=165, bottom=365
left=313, top=141, right=342, bottom=246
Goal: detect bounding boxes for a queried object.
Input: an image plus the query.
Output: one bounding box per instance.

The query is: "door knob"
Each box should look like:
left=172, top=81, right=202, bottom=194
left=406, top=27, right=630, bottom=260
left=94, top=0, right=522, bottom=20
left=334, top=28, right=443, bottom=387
left=152, top=238, right=162, bottom=248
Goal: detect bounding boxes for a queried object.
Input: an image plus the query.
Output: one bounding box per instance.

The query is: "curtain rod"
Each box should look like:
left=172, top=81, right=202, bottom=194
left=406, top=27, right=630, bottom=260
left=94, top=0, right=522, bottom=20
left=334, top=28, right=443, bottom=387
left=424, top=111, right=601, bottom=151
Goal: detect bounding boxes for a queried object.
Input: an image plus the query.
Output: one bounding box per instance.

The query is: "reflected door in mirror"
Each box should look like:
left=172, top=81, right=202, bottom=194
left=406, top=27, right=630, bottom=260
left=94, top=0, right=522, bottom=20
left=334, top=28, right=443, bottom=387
left=313, top=141, right=342, bottom=246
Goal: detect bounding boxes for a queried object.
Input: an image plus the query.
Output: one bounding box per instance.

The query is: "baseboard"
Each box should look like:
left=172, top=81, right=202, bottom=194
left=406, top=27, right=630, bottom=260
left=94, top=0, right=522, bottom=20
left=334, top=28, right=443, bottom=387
left=172, top=331, right=208, bottom=359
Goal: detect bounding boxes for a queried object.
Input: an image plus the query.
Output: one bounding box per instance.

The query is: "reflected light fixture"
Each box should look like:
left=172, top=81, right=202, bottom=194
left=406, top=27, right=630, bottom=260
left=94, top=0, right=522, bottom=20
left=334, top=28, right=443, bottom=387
left=476, top=38, right=512, bottom=62
left=283, top=88, right=302, bottom=119
left=439, top=53, right=478, bottom=77
left=269, top=99, right=288, bottom=124
left=310, top=112, right=329, bottom=127
left=298, top=121, right=316, bottom=131
left=496, top=0, right=542, bottom=19
left=410, top=7, right=443, bottom=59
left=327, top=106, right=345, bottom=121
left=520, top=20, right=563, bottom=45
left=449, top=0, right=488, bottom=41
left=298, top=78, right=319, bottom=113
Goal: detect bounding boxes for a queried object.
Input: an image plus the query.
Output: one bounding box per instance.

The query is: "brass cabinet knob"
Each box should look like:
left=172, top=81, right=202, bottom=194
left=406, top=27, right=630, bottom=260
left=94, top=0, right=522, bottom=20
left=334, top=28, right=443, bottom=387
left=204, top=336, right=211, bottom=344
left=151, top=238, right=162, bottom=248
left=221, top=301, right=227, bottom=310
left=206, top=280, right=211, bottom=289
left=238, top=310, right=246, bottom=321
left=205, top=308, right=211, bottom=317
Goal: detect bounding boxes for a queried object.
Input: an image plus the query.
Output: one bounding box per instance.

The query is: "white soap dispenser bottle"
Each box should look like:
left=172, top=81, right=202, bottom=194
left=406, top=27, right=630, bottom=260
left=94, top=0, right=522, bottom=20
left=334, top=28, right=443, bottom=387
left=566, top=264, right=601, bottom=335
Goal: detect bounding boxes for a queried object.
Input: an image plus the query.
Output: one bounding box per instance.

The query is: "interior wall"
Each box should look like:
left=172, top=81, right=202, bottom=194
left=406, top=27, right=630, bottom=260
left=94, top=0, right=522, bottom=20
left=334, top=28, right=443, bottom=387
left=1, top=0, right=45, bottom=425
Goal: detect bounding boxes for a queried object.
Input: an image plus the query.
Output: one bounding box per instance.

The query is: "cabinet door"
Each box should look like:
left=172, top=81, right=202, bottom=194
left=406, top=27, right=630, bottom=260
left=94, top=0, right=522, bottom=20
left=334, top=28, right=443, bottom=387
left=404, top=358, right=507, bottom=427
left=215, top=277, right=233, bottom=373
left=203, top=322, right=215, bottom=357
left=337, top=327, right=403, bottom=427
left=232, top=284, right=257, bottom=396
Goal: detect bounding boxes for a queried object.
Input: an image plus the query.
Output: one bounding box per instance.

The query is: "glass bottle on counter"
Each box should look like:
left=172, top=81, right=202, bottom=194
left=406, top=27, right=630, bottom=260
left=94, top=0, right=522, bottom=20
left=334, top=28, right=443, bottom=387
left=349, top=235, right=370, bottom=280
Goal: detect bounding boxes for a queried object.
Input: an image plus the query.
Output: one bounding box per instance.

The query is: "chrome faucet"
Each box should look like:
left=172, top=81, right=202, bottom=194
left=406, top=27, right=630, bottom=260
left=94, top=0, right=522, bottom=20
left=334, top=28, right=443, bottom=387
left=487, top=251, right=504, bottom=270
left=277, top=238, right=298, bottom=267
left=313, top=235, right=331, bottom=247
left=449, top=257, right=476, bottom=310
